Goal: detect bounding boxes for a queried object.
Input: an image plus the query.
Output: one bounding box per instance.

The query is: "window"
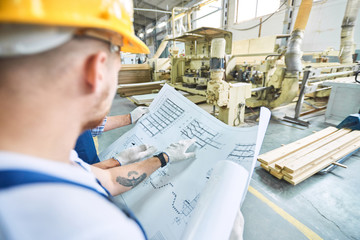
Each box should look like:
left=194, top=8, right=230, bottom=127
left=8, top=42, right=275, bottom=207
left=236, top=0, right=280, bottom=23
left=193, top=0, right=222, bottom=29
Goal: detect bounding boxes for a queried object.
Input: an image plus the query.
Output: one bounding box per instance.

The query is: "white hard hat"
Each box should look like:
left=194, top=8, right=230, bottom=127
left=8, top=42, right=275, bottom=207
left=0, top=24, right=75, bottom=57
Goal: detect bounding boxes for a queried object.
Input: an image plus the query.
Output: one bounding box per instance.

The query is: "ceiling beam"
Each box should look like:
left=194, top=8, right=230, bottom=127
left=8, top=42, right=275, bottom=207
left=133, top=22, right=146, bottom=28
left=135, top=0, right=168, bottom=11
left=134, top=13, right=156, bottom=23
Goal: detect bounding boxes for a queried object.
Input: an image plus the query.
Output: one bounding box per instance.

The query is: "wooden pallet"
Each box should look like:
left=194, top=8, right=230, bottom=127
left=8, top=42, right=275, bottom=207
left=258, top=127, right=360, bottom=185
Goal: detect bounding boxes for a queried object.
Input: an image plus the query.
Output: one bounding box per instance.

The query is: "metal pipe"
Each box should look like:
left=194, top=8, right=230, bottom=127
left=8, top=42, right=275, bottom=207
left=285, top=0, right=313, bottom=73
left=309, top=70, right=354, bottom=80
left=134, top=8, right=172, bottom=14
left=172, top=8, right=176, bottom=46
left=293, top=0, right=312, bottom=31
left=285, top=29, right=304, bottom=72
left=258, top=17, right=262, bottom=37
left=308, top=64, right=356, bottom=70
left=269, top=75, right=299, bottom=108
left=251, top=86, right=272, bottom=92
left=230, top=52, right=278, bottom=58
left=187, top=13, right=191, bottom=31
left=340, top=0, right=360, bottom=63
left=191, top=8, right=222, bottom=23
left=265, top=54, right=282, bottom=60
left=294, top=70, right=310, bottom=119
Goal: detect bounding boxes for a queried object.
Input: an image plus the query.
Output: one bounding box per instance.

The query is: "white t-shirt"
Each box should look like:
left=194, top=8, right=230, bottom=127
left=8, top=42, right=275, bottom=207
left=0, top=151, right=145, bottom=240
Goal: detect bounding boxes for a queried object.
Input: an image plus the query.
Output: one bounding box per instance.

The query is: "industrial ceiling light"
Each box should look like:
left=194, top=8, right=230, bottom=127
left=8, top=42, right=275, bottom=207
left=157, top=21, right=167, bottom=29
left=146, top=28, right=153, bottom=34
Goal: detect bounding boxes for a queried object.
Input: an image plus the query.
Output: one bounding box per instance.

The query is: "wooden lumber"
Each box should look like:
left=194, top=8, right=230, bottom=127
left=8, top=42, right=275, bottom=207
left=275, top=128, right=351, bottom=169
left=118, top=88, right=160, bottom=97
left=117, top=80, right=166, bottom=88
left=129, top=90, right=205, bottom=106
left=130, top=93, right=158, bottom=106
left=284, top=136, right=360, bottom=185
left=257, top=127, right=338, bottom=165
left=260, top=163, right=270, bottom=171
left=270, top=169, right=284, bottom=179
left=283, top=176, right=295, bottom=185
left=284, top=130, right=360, bottom=173
left=283, top=135, right=360, bottom=179
left=118, top=89, right=160, bottom=97
left=117, top=81, right=164, bottom=97
left=268, top=163, right=281, bottom=173
left=282, top=137, right=360, bottom=179
left=118, top=64, right=151, bottom=85
left=120, top=64, right=150, bottom=71
left=257, top=128, right=360, bottom=185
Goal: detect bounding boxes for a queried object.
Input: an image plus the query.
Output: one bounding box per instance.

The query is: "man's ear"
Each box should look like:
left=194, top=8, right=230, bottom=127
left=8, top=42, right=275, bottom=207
left=84, top=51, right=108, bottom=93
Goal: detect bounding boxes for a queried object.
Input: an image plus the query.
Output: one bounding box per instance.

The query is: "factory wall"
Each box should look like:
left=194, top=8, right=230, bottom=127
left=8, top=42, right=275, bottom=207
left=142, top=0, right=360, bottom=59
left=299, top=0, right=360, bottom=52
left=227, top=0, right=360, bottom=53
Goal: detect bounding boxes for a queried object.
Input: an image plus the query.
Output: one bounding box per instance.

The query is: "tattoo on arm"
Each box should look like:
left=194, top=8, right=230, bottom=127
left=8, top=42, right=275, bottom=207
left=116, top=171, right=147, bottom=188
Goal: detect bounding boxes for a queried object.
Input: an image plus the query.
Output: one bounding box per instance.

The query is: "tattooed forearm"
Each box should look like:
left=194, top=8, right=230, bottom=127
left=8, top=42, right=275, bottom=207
left=116, top=171, right=147, bottom=188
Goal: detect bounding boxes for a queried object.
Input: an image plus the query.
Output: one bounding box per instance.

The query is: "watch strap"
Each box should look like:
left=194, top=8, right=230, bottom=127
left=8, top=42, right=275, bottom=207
left=154, top=152, right=167, bottom=168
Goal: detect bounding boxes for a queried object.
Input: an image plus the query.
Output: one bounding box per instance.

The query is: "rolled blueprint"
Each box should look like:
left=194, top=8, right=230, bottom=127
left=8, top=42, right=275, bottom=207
left=181, top=160, right=249, bottom=240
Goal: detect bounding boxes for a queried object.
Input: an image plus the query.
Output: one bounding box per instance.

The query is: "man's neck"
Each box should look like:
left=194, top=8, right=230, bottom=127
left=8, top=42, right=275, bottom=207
left=0, top=100, right=82, bottom=164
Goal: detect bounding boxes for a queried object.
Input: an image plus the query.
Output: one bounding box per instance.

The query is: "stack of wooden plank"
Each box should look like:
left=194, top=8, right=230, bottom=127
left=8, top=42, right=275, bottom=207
left=258, top=127, right=360, bottom=185
left=117, top=81, right=165, bottom=97
left=118, top=64, right=151, bottom=85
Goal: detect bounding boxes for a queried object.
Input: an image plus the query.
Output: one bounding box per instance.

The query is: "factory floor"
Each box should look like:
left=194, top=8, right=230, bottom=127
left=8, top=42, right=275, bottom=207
left=98, top=95, right=360, bottom=240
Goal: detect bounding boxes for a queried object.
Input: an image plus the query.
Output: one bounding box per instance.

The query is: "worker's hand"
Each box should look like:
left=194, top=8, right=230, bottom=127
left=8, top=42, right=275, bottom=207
left=113, top=144, right=157, bottom=165
left=130, top=107, right=149, bottom=124
left=164, top=139, right=197, bottom=163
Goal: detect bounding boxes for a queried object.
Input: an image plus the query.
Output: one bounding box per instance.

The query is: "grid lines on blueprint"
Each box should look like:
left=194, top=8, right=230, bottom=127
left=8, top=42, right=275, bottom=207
left=227, top=144, right=255, bottom=164
left=181, top=119, right=222, bottom=149
left=140, top=98, right=184, bottom=137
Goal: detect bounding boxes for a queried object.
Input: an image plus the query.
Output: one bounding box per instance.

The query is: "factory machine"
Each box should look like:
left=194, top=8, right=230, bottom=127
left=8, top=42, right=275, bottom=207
left=166, top=0, right=360, bottom=127
left=168, top=27, right=251, bottom=126
left=227, top=53, right=359, bottom=108
left=168, top=28, right=359, bottom=127
left=225, top=0, right=360, bottom=126
left=168, top=27, right=232, bottom=92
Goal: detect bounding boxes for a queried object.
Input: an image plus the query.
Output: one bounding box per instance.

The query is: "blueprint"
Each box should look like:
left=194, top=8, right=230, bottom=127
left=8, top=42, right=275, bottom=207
left=99, top=84, right=270, bottom=240
left=181, top=160, right=248, bottom=240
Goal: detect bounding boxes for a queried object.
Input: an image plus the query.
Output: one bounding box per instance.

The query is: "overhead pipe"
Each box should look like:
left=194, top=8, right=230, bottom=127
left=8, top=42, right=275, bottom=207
left=172, top=8, right=177, bottom=46
left=270, top=0, right=312, bottom=108
left=339, top=0, right=360, bottom=64
left=187, top=12, right=192, bottom=31
left=285, top=0, right=313, bottom=73
left=134, top=8, right=172, bottom=14
left=170, top=0, right=217, bottom=40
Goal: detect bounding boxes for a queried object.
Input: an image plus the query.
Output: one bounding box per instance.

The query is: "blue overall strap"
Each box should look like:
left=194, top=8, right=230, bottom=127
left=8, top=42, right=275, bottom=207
left=0, top=169, right=109, bottom=200
left=75, top=130, right=100, bottom=164
left=0, top=169, right=148, bottom=240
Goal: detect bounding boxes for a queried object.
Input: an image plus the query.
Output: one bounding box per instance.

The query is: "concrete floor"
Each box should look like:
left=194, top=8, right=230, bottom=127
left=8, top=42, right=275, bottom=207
left=99, top=95, right=360, bottom=240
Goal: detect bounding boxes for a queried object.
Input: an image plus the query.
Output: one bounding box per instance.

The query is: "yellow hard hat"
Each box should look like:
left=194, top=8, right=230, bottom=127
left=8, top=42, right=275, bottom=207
left=0, top=0, right=149, bottom=54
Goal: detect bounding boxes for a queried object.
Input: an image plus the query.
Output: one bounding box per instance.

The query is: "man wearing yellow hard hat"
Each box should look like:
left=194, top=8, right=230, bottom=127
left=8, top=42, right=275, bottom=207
left=0, top=0, right=198, bottom=239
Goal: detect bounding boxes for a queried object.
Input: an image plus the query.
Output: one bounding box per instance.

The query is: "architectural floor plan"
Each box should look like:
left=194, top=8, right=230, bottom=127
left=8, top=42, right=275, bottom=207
left=100, top=84, right=270, bottom=239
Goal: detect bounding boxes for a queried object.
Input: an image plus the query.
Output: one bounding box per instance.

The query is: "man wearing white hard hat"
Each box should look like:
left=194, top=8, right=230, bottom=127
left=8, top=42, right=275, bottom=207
left=0, top=0, right=197, bottom=239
